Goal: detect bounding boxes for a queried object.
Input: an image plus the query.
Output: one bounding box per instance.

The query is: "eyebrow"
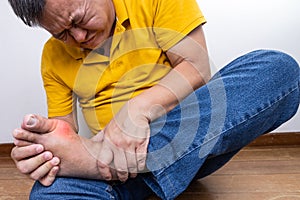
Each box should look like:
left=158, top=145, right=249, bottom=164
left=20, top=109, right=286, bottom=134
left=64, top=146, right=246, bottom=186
left=52, top=31, right=65, bottom=39
left=51, top=16, right=74, bottom=39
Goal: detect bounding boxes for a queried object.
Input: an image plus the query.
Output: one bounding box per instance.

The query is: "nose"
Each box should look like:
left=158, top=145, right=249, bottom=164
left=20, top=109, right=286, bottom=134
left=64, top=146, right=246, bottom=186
left=69, top=27, right=88, bottom=43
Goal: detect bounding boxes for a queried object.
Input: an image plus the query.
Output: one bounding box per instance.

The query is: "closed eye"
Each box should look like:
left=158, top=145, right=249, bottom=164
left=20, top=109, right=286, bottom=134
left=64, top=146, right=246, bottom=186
left=53, top=30, right=67, bottom=41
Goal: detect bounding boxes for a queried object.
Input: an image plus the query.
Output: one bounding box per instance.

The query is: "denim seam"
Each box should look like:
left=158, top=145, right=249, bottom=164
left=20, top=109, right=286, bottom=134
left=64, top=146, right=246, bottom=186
left=226, top=99, right=296, bottom=133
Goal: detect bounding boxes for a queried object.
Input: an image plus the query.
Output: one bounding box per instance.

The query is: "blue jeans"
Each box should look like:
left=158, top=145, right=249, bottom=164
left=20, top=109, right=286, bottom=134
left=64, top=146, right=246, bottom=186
left=30, top=50, right=300, bottom=200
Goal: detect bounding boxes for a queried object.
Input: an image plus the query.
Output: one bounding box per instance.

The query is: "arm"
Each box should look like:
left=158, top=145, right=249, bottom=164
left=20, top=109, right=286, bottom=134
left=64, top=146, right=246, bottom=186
left=101, top=25, right=210, bottom=180
left=135, top=26, right=210, bottom=120
left=49, top=110, right=79, bottom=133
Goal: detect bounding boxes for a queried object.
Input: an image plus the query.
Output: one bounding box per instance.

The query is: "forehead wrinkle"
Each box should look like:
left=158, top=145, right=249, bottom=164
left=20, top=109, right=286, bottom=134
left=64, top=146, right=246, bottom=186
left=70, top=0, right=87, bottom=22
left=41, top=0, right=74, bottom=33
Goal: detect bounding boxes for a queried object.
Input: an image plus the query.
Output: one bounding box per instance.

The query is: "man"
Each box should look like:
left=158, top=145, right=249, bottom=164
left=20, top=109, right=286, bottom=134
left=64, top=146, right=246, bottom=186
left=9, top=0, right=300, bottom=199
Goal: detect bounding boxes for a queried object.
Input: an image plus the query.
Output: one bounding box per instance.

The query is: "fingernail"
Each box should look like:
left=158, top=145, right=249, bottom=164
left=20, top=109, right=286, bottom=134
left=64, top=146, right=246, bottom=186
left=104, top=175, right=112, bottom=181
left=26, top=115, right=37, bottom=127
left=51, top=157, right=60, bottom=165
left=13, top=129, right=21, bottom=137
left=36, top=145, right=44, bottom=153
left=44, top=152, right=52, bottom=160
left=13, top=139, right=19, bottom=146
left=52, top=166, right=59, bottom=174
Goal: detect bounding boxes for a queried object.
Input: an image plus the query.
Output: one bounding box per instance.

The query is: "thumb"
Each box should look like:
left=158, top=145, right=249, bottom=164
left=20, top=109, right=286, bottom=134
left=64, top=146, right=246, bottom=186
left=21, top=114, right=55, bottom=134
left=136, top=141, right=149, bottom=172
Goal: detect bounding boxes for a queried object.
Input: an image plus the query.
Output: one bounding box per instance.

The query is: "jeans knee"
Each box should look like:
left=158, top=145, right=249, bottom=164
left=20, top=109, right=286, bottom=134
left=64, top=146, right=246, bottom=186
left=260, top=50, right=299, bottom=84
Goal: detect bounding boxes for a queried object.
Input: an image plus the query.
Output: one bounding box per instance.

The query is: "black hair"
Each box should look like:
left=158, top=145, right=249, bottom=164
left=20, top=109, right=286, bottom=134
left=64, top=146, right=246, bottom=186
left=8, top=0, right=46, bottom=26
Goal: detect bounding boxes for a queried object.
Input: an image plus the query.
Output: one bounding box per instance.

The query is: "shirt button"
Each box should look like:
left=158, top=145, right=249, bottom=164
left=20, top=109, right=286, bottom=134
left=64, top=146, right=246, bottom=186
left=116, top=27, right=122, bottom=32
left=116, top=61, right=123, bottom=66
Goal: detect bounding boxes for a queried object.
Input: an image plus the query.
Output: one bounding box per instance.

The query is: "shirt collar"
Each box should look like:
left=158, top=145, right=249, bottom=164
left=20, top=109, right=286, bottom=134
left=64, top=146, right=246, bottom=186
left=112, top=0, right=129, bottom=25
left=61, top=40, right=86, bottom=60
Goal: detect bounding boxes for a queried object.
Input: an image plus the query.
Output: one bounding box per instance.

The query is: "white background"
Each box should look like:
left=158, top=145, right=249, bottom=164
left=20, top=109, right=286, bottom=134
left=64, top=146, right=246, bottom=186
left=0, top=0, right=299, bottom=143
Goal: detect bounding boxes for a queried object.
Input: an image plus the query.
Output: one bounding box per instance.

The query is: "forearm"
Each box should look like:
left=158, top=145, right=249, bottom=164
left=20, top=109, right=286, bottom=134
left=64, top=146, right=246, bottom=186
left=131, top=59, right=210, bottom=122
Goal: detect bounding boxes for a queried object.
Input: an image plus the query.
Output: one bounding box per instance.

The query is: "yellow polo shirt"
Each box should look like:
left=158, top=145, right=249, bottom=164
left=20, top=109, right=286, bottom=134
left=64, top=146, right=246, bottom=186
left=41, top=0, right=206, bottom=134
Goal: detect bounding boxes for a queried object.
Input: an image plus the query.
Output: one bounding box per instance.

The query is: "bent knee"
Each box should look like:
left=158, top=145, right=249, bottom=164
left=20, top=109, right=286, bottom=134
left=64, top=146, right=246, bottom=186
left=249, top=50, right=299, bottom=90
left=260, top=50, right=299, bottom=82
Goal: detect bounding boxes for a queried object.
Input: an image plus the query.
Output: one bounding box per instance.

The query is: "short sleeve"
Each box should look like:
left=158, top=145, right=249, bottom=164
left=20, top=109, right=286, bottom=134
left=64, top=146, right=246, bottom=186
left=41, top=39, right=77, bottom=117
left=153, top=0, right=206, bottom=51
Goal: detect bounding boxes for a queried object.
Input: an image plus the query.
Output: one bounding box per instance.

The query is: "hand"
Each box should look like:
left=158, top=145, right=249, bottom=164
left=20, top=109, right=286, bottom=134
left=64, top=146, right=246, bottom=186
left=12, top=114, right=118, bottom=183
left=11, top=142, right=60, bottom=186
left=101, top=99, right=151, bottom=182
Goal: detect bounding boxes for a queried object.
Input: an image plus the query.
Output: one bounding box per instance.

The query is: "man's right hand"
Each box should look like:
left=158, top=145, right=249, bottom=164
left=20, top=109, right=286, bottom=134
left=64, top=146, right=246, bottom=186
left=11, top=140, right=60, bottom=186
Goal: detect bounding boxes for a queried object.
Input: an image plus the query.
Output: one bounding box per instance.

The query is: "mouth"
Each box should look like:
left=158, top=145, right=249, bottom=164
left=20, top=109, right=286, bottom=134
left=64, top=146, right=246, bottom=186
left=81, top=35, right=97, bottom=48
left=80, top=32, right=108, bottom=50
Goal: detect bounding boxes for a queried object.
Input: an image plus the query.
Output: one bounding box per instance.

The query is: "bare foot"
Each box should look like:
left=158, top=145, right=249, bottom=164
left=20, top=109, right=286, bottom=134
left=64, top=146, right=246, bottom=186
left=14, top=114, right=116, bottom=181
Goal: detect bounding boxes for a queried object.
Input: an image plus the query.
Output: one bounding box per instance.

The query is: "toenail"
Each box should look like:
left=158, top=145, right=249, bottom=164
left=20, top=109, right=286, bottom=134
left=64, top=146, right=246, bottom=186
left=27, top=116, right=37, bottom=126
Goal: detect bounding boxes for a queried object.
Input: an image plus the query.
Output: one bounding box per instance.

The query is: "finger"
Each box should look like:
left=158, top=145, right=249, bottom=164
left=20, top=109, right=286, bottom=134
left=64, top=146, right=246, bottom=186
left=136, top=142, right=149, bottom=172
left=136, top=153, right=146, bottom=171
left=91, top=131, right=104, bottom=142
left=109, top=167, right=119, bottom=180
left=129, top=173, right=137, bottom=178
left=11, top=144, right=44, bottom=161
left=113, top=149, right=128, bottom=182
left=13, top=128, right=41, bottom=144
left=125, top=149, right=138, bottom=175
left=97, top=162, right=113, bottom=181
left=38, top=166, right=60, bottom=186
left=13, top=139, right=34, bottom=147
left=29, top=157, right=60, bottom=181
left=130, top=172, right=137, bottom=178
left=16, top=151, right=53, bottom=174
left=97, top=144, right=114, bottom=181
left=21, top=114, right=55, bottom=133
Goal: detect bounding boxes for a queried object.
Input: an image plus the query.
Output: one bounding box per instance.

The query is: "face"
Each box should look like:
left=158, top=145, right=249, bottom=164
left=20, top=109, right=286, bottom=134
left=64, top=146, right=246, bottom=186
left=39, top=0, right=115, bottom=49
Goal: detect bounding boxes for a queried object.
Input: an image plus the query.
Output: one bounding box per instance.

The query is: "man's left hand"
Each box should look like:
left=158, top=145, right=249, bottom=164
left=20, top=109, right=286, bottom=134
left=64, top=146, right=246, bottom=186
left=100, top=100, right=151, bottom=182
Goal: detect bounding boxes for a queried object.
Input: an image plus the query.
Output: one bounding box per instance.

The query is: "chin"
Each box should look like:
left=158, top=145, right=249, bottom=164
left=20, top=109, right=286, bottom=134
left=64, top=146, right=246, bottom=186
left=82, top=41, right=101, bottom=50
left=79, top=43, right=94, bottom=50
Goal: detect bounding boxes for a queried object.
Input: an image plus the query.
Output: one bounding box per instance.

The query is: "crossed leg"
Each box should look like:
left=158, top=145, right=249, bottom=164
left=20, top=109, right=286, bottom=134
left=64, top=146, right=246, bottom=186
left=12, top=50, right=300, bottom=200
